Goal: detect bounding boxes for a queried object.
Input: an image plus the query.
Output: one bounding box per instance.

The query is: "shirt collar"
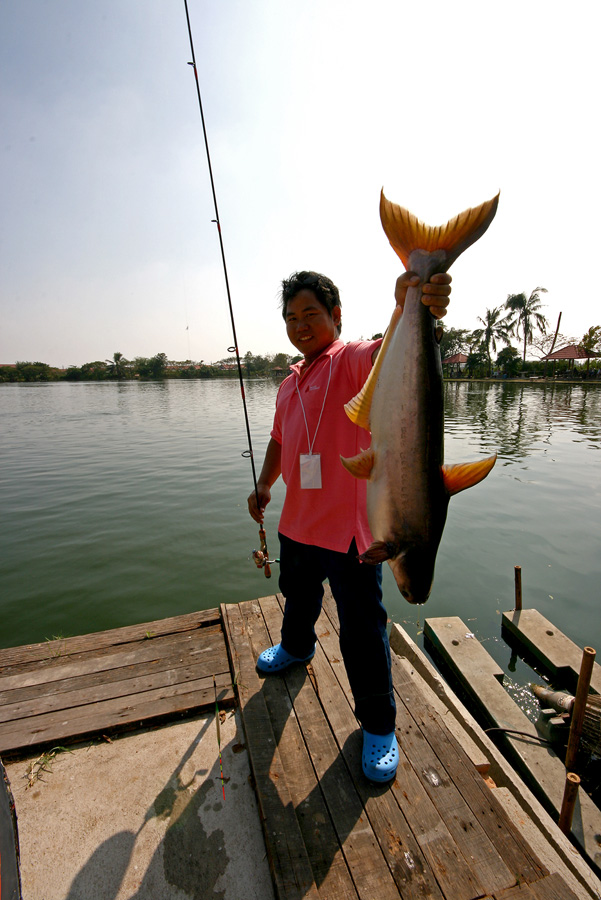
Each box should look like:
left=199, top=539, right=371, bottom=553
left=290, top=339, right=343, bottom=379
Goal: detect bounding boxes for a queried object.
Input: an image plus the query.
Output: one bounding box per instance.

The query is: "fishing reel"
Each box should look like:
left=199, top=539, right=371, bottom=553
left=250, top=527, right=279, bottom=578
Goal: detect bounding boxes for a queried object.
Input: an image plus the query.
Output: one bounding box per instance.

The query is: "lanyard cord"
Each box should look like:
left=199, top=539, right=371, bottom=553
left=295, top=356, right=333, bottom=454
left=183, top=1, right=270, bottom=574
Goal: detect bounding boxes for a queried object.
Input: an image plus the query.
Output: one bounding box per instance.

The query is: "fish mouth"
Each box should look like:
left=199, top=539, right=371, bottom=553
left=389, top=548, right=434, bottom=606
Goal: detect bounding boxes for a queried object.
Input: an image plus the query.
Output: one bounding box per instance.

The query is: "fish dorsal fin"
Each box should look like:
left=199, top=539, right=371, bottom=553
left=380, top=191, right=499, bottom=271
left=340, top=447, right=375, bottom=479
left=442, top=454, right=497, bottom=496
left=344, top=305, right=403, bottom=431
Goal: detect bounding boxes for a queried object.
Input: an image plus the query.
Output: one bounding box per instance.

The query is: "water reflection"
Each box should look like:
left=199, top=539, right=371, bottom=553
left=444, top=382, right=601, bottom=458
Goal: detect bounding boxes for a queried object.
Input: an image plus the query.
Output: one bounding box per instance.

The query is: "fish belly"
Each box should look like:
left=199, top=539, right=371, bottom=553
left=367, top=285, right=444, bottom=548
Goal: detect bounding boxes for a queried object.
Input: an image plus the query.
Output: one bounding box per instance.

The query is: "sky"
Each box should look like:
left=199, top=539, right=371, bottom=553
left=1, top=0, right=599, bottom=367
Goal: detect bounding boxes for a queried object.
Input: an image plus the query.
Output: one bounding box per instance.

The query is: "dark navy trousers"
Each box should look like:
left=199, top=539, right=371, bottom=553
left=278, top=532, right=396, bottom=735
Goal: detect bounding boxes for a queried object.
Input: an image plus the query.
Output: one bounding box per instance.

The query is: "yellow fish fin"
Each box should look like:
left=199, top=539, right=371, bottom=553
left=344, top=305, right=403, bottom=431
left=442, top=454, right=497, bottom=496
left=380, top=190, right=500, bottom=270
left=340, top=448, right=375, bottom=480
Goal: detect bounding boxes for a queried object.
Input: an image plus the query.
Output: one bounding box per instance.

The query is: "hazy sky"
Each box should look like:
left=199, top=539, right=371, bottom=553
left=1, top=0, right=598, bottom=367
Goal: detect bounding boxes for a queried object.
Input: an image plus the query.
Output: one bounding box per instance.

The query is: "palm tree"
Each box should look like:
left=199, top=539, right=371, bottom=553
left=504, top=287, right=549, bottom=362
left=471, top=306, right=513, bottom=376
left=106, top=351, right=127, bottom=379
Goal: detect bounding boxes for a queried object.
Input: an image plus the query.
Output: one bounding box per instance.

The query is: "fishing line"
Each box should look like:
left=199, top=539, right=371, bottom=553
left=183, top=0, right=275, bottom=577
left=214, top=675, right=226, bottom=801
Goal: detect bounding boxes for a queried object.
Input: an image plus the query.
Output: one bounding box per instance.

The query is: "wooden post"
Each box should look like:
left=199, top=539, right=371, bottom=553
left=565, top=646, right=596, bottom=772
left=514, top=566, right=522, bottom=611
left=558, top=772, right=581, bottom=834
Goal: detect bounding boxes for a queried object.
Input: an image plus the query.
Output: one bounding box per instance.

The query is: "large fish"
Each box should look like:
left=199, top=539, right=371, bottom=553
left=341, top=192, right=499, bottom=604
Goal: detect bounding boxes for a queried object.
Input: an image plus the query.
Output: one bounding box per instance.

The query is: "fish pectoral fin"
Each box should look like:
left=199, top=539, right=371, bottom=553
left=359, top=541, right=395, bottom=564
left=340, top=448, right=375, bottom=479
left=442, top=454, right=497, bottom=496
left=344, top=305, right=403, bottom=431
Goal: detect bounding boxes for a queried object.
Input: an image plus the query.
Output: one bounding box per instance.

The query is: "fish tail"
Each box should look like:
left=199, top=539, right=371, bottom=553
left=379, top=190, right=499, bottom=270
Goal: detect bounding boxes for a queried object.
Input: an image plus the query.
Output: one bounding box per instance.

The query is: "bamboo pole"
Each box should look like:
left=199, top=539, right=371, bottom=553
left=558, top=772, right=581, bottom=834
left=514, top=566, right=522, bottom=611
left=565, top=646, right=596, bottom=772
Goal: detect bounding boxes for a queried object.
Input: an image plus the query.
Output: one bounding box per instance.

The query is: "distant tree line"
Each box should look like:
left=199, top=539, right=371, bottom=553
left=0, top=351, right=299, bottom=383
left=2, top=287, right=600, bottom=383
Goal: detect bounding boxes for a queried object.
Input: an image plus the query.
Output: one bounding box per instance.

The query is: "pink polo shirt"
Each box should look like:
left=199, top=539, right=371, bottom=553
left=271, top=338, right=382, bottom=555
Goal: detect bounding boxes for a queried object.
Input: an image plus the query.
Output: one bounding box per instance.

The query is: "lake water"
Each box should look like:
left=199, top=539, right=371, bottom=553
left=1, top=379, right=600, bottom=697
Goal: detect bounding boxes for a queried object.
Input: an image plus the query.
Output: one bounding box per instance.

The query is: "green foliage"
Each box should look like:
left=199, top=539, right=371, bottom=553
left=15, top=361, right=51, bottom=381
left=471, top=306, right=513, bottom=376
left=504, top=287, right=549, bottom=362
left=106, top=351, right=129, bottom=379
left=466, top=346, right=487, bottom=378
left=496, top=346, right=520, bottom=377
left=439, top=327, right=473, bottom=360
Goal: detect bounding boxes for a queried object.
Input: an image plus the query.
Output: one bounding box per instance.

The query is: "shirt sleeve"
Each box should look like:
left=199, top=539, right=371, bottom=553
left=342, top=339, right=383, bottom=391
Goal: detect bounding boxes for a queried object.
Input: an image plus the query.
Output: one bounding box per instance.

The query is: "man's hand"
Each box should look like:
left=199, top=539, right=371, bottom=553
left=395, top=272, right=452, bottom=319
left=248, top=484, right=271, bottom=524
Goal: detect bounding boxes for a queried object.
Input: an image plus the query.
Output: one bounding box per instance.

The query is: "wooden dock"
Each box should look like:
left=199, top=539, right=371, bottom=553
left=424, top=613, right=601, bottom=876
left=0, top=607, right=234, bottom=754
left=0, top=594, right=594, bottom=899
left=222, top=589, right=582, bottom=900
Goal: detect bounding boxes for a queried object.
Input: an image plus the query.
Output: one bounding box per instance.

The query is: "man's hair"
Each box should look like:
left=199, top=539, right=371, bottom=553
left=280, top=271, right=342, bottom=335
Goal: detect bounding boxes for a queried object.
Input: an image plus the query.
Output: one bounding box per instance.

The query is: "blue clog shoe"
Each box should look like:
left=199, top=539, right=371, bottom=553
left=256, top=643, right=315, bottom=674
left=362, top=730, right=399, bottom=783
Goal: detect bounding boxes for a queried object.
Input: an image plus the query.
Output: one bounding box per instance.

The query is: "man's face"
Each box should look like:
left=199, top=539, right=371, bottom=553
left=285, top=289, right=341, bottom=365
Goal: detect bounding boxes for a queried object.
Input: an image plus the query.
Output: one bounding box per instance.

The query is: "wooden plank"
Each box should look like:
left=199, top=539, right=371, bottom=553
left=263, top=595, right=411, bottom=900
left=0, top=670, right=234, bottom=754
left=528, top=872, right=582, bottom=900
left=0, top=608, right=221, bottom=666
left=502, top=609, right=601, bottom=695
left=242, top=597, right=360, bottom=900
left=494, top=873, right=581, bottom=899
left=319, top=592, right=539, bottom=896
left=0, top=647, right=228, bottom=725
left=0, top=627, right=223, bottom=692
left=389, top=624, right=491, bottom=775
left=298, top=594, right=453, bottom=900
left=425, top=616, right=601, bottom=873
left=392, top=653, right=546, bottom=882
left=221, top=601, right=319, bottom=900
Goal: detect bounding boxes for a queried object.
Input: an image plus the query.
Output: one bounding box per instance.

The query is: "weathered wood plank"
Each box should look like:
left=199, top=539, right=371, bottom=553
left=243, top=597, right=360, bottom=900
left=0, top=646, right=228, bottom=725
left=392, top=647, right=547, bottom=886
left=494, top=872, right=581, bottom=900
left=320, top=591, right=541, bottom=896
left=425, top=615, right=601, bottom=873
left=501, top=608, right=601, bottom=695
left=287, top=594, right=454, bottom=900
left=0, top=670, right=234, bottom=754
left=221, top=601, right=319, bottom=900
left=0, top=608, right=221, bottom=666
left=0, top=627, right=223, bottom=692
left=527, top=872, right=582, bottom=899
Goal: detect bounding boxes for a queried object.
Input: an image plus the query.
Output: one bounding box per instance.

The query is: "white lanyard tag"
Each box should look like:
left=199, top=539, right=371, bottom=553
left=300, top=452, right=322, bottom=489
left=296, top=356, right=332, bottom=491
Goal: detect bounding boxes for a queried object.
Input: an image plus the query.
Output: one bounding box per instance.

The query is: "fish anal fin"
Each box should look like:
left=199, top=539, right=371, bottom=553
left=442, top=454, right=497, bottom=496
left=340, top=448, right=375, bottom=480
left=344, top=305, right=402, bottom=430
left=380, top=190, right=499, bottom=271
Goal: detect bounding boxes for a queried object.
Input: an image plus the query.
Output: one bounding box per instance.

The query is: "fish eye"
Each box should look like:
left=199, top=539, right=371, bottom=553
left=401, top=590, right=410, bottom=600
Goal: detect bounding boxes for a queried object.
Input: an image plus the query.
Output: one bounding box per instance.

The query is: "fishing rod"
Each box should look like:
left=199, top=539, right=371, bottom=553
left=183, top=0, right=276, bottom=577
